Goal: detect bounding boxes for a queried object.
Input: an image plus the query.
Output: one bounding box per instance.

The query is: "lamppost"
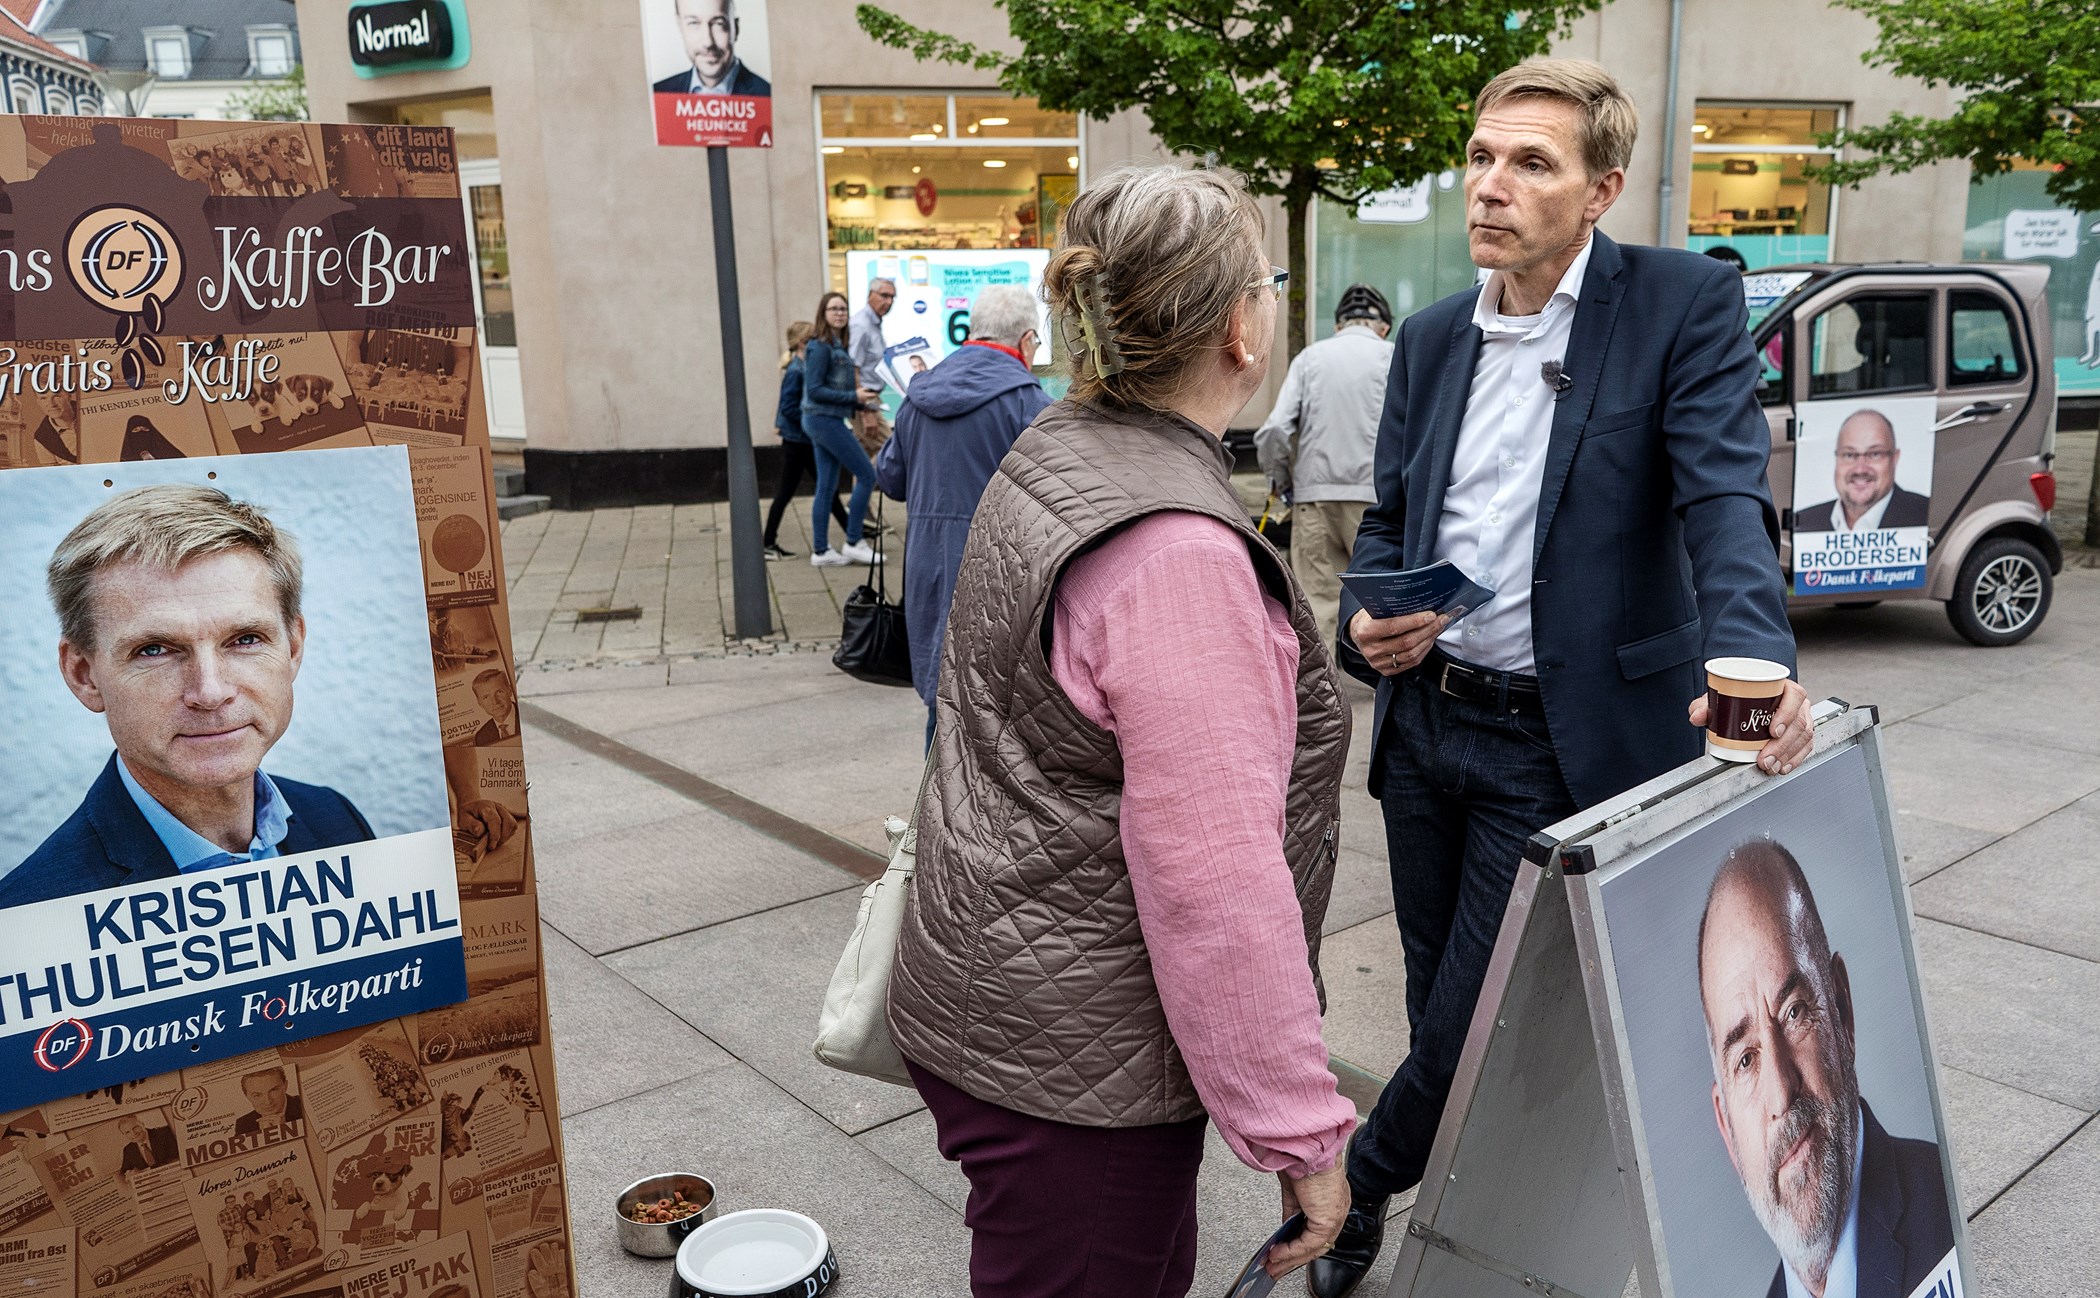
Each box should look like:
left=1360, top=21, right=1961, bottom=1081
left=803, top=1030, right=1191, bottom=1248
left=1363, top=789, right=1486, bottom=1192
left=92, top=68, right=155, bottom=116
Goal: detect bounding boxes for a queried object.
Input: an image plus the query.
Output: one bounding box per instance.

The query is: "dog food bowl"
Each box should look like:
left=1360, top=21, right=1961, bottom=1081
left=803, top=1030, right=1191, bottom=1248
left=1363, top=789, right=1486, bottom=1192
left=669, top=1209, right=837, bottom=1298
left=615, top=1173, right=719, bottom=1258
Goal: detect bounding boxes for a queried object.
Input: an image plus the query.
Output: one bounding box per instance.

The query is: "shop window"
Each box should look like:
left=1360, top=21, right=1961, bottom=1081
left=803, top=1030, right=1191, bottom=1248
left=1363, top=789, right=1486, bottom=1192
left=817, top=92, right=1080, bottom=290
left=1809, top=295, right=1931, bottom=398
left=393, top=93, right=500, bottom=161
left=1947, top=290, right=2023, bottom=385
left=1688, top=104, right=1840, bottom=271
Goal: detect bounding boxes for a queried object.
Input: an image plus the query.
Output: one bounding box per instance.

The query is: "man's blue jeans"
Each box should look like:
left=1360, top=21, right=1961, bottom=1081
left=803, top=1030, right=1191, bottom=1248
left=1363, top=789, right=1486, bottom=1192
left=1346, top=665, right=1578, bottom=1199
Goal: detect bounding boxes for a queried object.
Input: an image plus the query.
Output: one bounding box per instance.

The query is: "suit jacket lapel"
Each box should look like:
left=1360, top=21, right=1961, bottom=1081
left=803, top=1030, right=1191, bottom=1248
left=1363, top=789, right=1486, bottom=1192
left=84, top=754, right=182, bottom=884
left=1414, top=300, right=1483, bottom=569
left=1854, top=1102, right=1909, bottom=1296
left=1532, top=232, right=1627, bottom=567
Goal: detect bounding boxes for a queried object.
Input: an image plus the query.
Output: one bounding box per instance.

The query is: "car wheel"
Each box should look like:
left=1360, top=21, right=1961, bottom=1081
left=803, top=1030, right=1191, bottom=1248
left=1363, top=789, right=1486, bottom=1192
left=1946, top=536, right=2051, bottom=647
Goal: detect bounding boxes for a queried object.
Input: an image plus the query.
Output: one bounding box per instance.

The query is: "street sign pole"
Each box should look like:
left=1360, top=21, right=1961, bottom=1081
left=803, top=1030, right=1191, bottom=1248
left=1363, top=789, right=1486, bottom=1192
left=706, top=143, right=772, bottom=640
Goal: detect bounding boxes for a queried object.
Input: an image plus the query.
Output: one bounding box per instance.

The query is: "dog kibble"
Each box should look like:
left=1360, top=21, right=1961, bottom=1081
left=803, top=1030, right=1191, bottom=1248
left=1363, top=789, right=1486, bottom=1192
left=625, top=1188, right=709, bottom=1224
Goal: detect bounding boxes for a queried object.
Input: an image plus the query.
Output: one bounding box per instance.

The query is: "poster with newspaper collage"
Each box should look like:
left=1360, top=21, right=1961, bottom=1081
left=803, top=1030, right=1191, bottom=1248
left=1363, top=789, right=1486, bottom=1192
left=0, top=115, right=569, bottom=1298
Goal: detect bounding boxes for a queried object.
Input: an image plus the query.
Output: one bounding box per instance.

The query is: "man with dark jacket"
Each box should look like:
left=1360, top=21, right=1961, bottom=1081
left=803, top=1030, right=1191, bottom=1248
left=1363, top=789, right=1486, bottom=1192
left=1, top=485, right=373, bottom=909
left=874, top=284, right=1050, bottom=741
left=1311, top=59, right=1811, bottom=1296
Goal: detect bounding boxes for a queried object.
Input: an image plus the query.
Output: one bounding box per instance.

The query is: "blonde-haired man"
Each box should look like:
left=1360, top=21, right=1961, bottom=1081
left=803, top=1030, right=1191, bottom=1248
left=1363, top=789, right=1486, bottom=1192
left=1319, top=58, right=1807, bottom=1294
left=0, top=484, right=371, bottom=908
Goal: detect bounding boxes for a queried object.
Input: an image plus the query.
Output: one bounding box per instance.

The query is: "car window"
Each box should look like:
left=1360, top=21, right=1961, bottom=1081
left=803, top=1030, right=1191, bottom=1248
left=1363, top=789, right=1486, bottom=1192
left=1808, top=294, right=1931, bottom=398
left=1756, top=326, right=1788, bottom=405
left=1948, top=289, right=2024, bottom=386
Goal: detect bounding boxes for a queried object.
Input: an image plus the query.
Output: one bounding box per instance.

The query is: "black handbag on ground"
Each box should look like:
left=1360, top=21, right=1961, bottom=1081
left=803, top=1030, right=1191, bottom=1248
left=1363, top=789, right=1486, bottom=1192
left=834, top=501, right=914, bottom=686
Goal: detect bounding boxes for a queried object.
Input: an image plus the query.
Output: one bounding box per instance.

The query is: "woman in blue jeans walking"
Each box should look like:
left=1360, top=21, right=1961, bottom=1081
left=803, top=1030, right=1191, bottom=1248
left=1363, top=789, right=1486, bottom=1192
left=802, top=292, right=879, bottom=567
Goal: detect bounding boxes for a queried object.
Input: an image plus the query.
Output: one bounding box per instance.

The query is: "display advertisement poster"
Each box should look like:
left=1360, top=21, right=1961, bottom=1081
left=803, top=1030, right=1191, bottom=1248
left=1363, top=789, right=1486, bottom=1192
left=0, top=448, right=465, bottom=1105
left=1598, top=745, right=1965, bottom=1298
left=640, top=0, right=774, bottom=148
left=1790, top=395, right=1935, bottom=596
left=0, top=113, right=566, bottom=1298
left=846, top=249, right=1050, bottom=415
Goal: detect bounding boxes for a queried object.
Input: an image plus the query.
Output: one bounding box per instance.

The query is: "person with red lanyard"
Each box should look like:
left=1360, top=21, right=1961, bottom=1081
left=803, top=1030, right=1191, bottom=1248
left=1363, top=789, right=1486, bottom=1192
left=874, top=283, right=1051, bottom=745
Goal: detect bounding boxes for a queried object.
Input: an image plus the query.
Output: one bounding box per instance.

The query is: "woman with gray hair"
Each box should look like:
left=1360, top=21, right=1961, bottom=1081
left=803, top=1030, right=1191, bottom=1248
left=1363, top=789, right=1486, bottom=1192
left=874, top=282, right=1051, bottom=743
left=885, top=164, right=1355, bottom=1296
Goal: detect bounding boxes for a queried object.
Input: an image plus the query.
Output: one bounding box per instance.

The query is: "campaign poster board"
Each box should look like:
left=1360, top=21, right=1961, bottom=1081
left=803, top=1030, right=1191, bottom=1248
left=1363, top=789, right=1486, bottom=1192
left=0, top=449, right=465, bottom=1102
left=1790, top=395, right=1935, bottom=596
left=639, top=0, right=774, bottom=147
left=1584, top=724, right=1968, bottom=1297
left=844, top=249, right=1050, bottom=415
left=0, top=113, right=572, bottom=1298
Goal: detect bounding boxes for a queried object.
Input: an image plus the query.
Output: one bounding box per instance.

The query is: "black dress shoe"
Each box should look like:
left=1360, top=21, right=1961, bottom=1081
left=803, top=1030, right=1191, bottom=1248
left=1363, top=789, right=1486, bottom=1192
left=1306, top=1192, right=1388, bottom=1298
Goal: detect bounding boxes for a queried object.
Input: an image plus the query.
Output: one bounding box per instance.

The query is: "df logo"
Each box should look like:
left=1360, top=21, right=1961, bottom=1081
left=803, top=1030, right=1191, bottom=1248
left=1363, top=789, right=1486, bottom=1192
left=64, top=205, right=183, bottom=389
left=32, top=1017, right=94, bottom=1073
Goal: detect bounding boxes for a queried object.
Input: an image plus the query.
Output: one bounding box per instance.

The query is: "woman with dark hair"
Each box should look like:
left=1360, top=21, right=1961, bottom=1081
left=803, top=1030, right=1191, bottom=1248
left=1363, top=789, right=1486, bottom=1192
left=801, top=291, right=880, bottom=567
left=763, top=319, right=848, bottom=560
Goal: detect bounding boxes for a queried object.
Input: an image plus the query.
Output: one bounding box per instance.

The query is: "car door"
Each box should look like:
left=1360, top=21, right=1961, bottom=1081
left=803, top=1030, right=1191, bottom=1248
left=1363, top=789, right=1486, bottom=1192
left=1933, top=284, right=2031, bottom=528
left=1792, top=285, right=1936, bottom=601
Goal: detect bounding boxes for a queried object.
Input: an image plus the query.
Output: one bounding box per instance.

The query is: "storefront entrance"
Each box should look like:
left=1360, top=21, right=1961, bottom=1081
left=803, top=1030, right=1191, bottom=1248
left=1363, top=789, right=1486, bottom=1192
left=459, top=157, right=525, bottom=444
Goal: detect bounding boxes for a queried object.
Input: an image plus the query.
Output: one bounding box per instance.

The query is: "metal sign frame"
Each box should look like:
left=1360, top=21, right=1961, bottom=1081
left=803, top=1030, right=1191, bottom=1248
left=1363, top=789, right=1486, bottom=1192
left=1384, top=701, right=1973, bottom=1298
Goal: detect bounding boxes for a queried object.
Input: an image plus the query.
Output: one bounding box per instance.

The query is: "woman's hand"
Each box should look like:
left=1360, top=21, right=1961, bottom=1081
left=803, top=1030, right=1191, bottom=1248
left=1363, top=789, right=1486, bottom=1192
left=1266, top=1165, right=1351, bottom=1277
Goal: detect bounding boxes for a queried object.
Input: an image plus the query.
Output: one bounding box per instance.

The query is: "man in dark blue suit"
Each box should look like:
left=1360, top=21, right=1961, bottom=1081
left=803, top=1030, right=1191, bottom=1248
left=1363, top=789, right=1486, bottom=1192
left=0, top=484, right=373, bottom=910
left=651, top=0, right=772, bottom=97
left=1700, top=841, right=1957, bottom=1298
left=1311, top=59, right=1811, bottom=1295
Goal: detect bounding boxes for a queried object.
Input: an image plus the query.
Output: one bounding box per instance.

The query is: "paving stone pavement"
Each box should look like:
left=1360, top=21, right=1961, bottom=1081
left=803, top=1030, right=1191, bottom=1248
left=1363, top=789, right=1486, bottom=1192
left=517, top=507, right=2100, bottom=1295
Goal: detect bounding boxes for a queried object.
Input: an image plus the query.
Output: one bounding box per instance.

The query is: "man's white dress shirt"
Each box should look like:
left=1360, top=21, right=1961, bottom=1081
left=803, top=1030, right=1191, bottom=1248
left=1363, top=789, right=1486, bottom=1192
left=1831, top=490, right=1892, bottom=535
left=1433, top=238, right=1594, bottom=674
left=1781, top=1104, right=1866, bottom=1298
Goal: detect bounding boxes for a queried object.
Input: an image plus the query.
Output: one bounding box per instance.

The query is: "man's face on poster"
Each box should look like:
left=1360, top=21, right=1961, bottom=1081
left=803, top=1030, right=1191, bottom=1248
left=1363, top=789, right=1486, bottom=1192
left=60, top=549, right=303, bottom=807
left=473, top=672, right=516, bottom=723
left=1700, top=869, right=1861, bottom=1283
left=676, top=0, right=738, bottom=86
left=242, top=1069, right=289, bottom=1120
left=1834, top=411, right=1899, bottom=513
left=119, top=1116, right=148, bottom=1146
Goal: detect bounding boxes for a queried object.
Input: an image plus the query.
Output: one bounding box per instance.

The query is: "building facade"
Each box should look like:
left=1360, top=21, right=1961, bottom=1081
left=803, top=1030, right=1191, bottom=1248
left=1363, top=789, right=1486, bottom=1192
left=34, top=0, right=301, bottom=119
left=292, top=0, right=2066, bottom=507
left=0, top=1, right=103, bottom=115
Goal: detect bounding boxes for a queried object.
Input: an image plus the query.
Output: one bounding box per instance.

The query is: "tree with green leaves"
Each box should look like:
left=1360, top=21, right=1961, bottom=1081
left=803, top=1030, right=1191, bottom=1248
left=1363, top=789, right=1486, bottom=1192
left=856, top=0, right=1604, bottom=356
left=1810, top=0, right=2100, bottom=543
left=224, top=64, right=308, bottom=122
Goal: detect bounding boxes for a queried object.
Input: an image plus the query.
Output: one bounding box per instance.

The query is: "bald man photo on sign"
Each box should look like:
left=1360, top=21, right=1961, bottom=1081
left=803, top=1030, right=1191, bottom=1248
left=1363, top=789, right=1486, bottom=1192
left=1794, top=409, right=1930, bottom=534
left=0, top=484, right=373, bottom=910
left=1698, top=840, right=1957, bottom=1298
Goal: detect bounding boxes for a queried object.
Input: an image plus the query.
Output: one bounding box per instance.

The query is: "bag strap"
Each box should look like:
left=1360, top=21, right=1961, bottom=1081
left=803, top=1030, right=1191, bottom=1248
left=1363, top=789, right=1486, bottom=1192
left=870, top=495, right=889, bottom=602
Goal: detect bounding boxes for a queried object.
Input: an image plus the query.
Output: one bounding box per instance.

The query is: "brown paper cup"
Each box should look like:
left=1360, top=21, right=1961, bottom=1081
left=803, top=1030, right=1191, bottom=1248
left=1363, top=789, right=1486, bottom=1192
left=1706, top=657, right=1789, bottom=763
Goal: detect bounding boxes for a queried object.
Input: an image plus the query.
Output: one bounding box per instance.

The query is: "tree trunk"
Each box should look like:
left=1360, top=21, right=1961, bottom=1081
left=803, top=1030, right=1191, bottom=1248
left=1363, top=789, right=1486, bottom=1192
left=1285, top=174, right=1312, bottom=360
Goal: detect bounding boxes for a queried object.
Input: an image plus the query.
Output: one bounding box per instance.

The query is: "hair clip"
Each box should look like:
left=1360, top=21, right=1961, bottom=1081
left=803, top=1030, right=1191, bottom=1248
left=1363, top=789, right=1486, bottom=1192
left=1074, top=270, right=1125, bottom=378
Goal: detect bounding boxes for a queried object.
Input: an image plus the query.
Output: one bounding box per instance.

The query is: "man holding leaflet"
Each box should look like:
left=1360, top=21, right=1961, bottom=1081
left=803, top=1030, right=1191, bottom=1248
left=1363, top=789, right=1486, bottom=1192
left=1312, top=59, right=1810, bottom=1296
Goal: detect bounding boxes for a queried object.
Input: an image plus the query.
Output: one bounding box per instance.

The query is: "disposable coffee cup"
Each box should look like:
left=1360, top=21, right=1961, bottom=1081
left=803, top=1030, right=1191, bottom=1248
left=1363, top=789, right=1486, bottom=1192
left=1705, top=657, right=1789, bottom=763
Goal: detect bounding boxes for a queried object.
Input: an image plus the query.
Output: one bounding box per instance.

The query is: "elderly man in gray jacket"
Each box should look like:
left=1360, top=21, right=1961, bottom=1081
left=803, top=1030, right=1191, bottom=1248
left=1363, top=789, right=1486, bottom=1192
left=1255, top=283, right=1396, bottom=645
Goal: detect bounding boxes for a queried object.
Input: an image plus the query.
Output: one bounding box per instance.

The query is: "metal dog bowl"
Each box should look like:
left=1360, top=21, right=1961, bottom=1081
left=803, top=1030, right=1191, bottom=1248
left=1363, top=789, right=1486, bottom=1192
left=615, top=1173, right=719, bottom=1258
left=669, top=1209, right=836, bottom=1298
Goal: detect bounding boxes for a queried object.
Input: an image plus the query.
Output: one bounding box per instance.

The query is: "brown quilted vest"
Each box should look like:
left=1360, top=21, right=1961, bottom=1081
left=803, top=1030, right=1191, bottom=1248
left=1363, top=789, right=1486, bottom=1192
left=886, top=398, right=1350, bottom=1127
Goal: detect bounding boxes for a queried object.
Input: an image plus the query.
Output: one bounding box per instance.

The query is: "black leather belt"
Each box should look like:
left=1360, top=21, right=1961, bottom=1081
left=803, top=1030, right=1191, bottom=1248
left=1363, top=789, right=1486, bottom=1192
left=1425, top=649, right=1546, bottom=717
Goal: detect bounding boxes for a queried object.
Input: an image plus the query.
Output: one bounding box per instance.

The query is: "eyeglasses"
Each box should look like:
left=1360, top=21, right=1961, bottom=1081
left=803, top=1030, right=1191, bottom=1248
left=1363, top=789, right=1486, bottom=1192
left=1837, top=449, right=1893, bottom=464
left=1251, top=265, right=1289, bottom=296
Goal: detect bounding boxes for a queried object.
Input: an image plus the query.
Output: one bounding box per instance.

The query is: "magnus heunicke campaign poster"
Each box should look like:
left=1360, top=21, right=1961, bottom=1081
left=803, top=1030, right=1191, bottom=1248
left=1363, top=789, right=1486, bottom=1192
left=0, top=115, right=572, bottom=1298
